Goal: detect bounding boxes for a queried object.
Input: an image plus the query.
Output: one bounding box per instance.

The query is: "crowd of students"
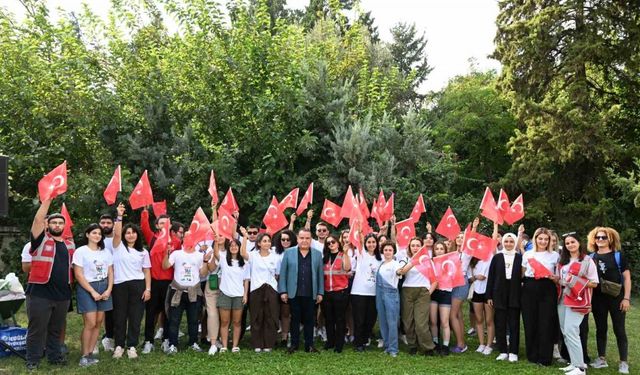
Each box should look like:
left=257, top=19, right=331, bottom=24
left=21, top=198, right=632, bottom=374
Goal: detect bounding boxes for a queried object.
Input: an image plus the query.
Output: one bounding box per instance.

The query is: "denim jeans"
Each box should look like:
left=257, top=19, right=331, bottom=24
left=375, top=273, right=400, bottom=355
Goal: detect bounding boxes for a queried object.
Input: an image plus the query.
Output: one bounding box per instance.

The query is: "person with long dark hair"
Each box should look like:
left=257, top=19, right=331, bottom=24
left=110, top=204, right=151, bottom=359
left=556, top=233, right=598, bottom=375
left=587, top=227, right=631, bottom=374
left=429, top=240, right=451, bottom=355
left=273, top=230, right=297, bottom=347
left=321, top=234, right=351, bottom=353
left=521, top=227, right=560, bottom=366
left=351, top=233, right=382, bottom=352
left=486, top=225, right=524, bottom=363
left=73, top=223, right=113, bottom=367
left=375, top=241, right=403, bottom=357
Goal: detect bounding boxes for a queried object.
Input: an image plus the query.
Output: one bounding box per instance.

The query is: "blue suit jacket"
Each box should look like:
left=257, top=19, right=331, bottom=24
left=277, top=246, right=324, bottom=298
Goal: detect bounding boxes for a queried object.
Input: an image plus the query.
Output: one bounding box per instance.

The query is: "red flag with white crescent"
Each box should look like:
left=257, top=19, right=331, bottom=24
left=296, top=182, right=314, bottom=216
left=219, top=188, right=239, bottom=213
left=150, top=218, right=171, bottom=255
left=278, top=188, right=299, bottom=211
left=152, top=200, right=167, bottom=217
left=320, top=199, right=343, bottom=227
left=433, top=251, right=465, bottom=289
left=409, top=194, right=426, bottom=223
left=479, top=187, right=503, bottom=224
left=435, top=206, right=461, bottom=241
left=264, top=196, right=288, bottom=234
left=496, top=189, right=510, bottom=221
left=215, top=207, right=236, bottom=241
left=528, top=256, right=553, bottom=279
left=61, top=203, right=74, bottom=239
left=461, top=225, right=497, bottom=261
left=503, top=194, right=525, bottom=225
left=395, top=218, right=416, bottom=248
left=38, top=161, right=68, bottom=202
left=129, top=170, right=154, bottom=210
left=340, top=186, right=357, bottom=218
left=410, top=245, right=437, bottom=283
left=208, top=170, right=219, bottom=206
left=103, top=165, right=121, bottom=205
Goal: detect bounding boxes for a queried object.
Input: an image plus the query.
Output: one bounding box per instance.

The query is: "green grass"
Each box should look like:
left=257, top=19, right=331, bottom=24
left=0, top=302, right=636, bottom=374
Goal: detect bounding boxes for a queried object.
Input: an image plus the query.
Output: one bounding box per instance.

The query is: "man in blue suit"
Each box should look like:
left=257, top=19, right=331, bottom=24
left=278, top=228, right=324, bottom=353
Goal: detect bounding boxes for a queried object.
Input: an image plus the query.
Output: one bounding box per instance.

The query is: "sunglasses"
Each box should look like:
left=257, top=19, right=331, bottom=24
left=281, top=238, right=291, bottom=242
left=561, top=231, right=576, bottom=238
left=595, top=235, right=608, bottom=240
left=326, top=240, right=337, bottom=245
left=247, top=231, right=258, bottom=235
left=317, top=228, right=328, bottom=232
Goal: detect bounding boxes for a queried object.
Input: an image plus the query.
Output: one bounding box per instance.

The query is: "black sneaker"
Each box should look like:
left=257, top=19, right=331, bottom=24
left=440, top=346, right=450, bottom=356
left=279, top=339, right=288, bottom=348
left=48, top=356, right=68, bottom=366
left=409, top=348, right=418, bottom=355
left=355, top=346, right=365, bottom=352
left=323, top=343, right=334, bottom=350
left=26, top=362, right=39, bottom=371
left=424, top=349, right=436, bottom=356
left=287, top=347, right=297, bottom=355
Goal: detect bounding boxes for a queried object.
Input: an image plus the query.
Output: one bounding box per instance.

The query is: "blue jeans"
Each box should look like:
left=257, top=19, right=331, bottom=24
left=375, top=274, right=400, bottom=354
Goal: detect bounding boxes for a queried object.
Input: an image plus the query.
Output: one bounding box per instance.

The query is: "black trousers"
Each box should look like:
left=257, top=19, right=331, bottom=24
left=351, top=295, right=377, bottom=348
left=26, top=295, right=69, bottom=364
left=167, top=289, right=201, bottom=347
left=322, top=289, right=349, bottom=351
left=113, top=279, right=146, bottom=348
left=144, top=279, right=170, bottom=342
left=521, top=278, right=557, bottom=366
left=495, top=307, right=520, bottom=355
left=592, top=290, right=628, bottom=361
left=561, top=313, right=590, bottom=364
left=290, top=296, right=316, bottom=350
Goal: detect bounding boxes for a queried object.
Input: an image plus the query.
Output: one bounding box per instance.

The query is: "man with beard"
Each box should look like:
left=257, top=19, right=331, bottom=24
left=25, top=198, right=73, bottom=371
left=98, top=214, right=117, bottom=352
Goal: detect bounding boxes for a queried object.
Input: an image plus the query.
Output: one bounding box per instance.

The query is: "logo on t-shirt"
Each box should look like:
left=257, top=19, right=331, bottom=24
left=182, top=262, right=193, bottom=283
left=94, top=260, right=106, bottom=280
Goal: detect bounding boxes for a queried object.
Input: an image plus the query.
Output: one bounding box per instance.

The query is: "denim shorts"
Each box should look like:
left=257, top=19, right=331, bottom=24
left=451, top=277, right=470, bottom=300
left=77, top=279, right=113, bottom=314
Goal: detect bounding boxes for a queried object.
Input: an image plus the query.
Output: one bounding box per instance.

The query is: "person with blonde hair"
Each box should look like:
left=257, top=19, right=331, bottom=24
left=521, top=227, right=560, bottom=366
left=587, top=227, right=631, bottom=374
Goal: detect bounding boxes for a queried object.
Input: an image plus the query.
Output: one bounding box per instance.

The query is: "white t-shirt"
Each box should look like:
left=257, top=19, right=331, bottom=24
left=473, top=256, right=493, bottom=294
left=103, top=237, right=114, bottom=252
left=460, top=252, right=472, bottom=277
left=311, top=239, right=324, bottom=253
left=248, top=251, right=280, bottom=292
left=112, top=243, right=151, bottom=284
left=558, top=257, right=599, bottom=284
left=351, top=251, right=381, bottom=296
left=377, top=260, right=403, bottom=289
left=21, top=242, right=32, bottom=262
left=403, top=266, right=430, bottom=289
left=218, top=250, right=249, bottom=297
left=395, top=248, right=408, bottom=263
left=168, top=250, right=204, bottom=287
left=502, top=250, right=517, bottom=280
left=522, top=250, right=560, bottom=278
left=72, top=245, right=113, bottom=282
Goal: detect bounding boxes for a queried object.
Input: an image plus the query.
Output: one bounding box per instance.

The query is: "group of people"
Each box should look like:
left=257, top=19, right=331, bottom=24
left=21, top=197, right=632, bottom=374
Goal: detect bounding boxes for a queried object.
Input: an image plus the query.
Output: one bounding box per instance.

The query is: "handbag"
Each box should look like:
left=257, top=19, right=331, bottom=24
left=599, top=279, right=622, bottom=297
left=208, top=274, right=219, bottom=290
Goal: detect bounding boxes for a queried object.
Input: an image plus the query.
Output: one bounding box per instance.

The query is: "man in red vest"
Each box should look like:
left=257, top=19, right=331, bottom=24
left=25, top=198, right=73, bottom=371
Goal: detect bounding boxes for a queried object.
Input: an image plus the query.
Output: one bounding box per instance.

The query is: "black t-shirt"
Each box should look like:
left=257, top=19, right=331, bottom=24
left=593, top=251, right=629, bottom=284
left=27, top=232, right=72, bottom=301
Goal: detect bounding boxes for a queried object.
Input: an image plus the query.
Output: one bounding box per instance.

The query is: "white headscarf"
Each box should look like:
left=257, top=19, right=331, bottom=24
left=501, top=232, right=518, bottom=252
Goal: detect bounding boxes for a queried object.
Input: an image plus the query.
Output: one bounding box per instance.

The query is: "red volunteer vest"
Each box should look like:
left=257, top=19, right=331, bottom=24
left=323, top=252, right=349, bottom=292
left=28, top=233, right=74, bottom=284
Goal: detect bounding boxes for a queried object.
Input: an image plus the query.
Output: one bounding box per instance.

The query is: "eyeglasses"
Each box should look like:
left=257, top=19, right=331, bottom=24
left=326, top=240, right=337, bottom=245
left=595, top=235, right=608, bottom=240
left=561, top=231, right=576, bottom=238
left=281, top=238, right=291, bottom=242
left=247, top=231, right=258, bottom=235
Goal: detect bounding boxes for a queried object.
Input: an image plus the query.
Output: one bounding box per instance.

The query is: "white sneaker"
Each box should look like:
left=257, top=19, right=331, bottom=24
left=467, top=328, right=476, bottom=336
left=178, top=330, right=185, bottom=338
left=319, top=327, right=327, bottom=342
left=565, top=368, right=585, bottom=375
left=102, top=337, right=115, bottom=352
left=112, top=346, right=124, bottom=359
left=231, top=347, right=240, bottom=353
left=92, top=343, right=99, bottom=355
left=553, top=344, right=562, bottom=359
left=482, top=346, right=493, bottom=356
left=496, top=353, right=508, bottom=361
left=160, top=339, right=170, bottom=353
left=190, top=343, right=203, bottom=352
left=508, top=354, right=518, bottom=362
left=166, top=345, right=178, bottom=355
left=619, top=361, right=630, bottom=374
left=154, top=328, right=164, bottom=340
left=377, top=339, right=384, bottom=348
left=142, top=341, right=154, bottom=354
left=476, top=345, right=486, bottom=353
left=255, top=348, right=262, bottom=353
left=590, top=357, right=609, bottom=369
left=263, top=348, right=272, bottom=353
left=560, top=364, right=577, bottom=372
left=198, top=324, right=202, bottom=333
left=400, top=334, right=408, bottom=345
left=127, top=347, right=138, bottom=359
left=208, top=345, right=218, bottom=356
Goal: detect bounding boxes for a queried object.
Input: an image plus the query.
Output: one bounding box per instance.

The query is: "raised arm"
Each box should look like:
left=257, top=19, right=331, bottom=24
left=516, top=224, right=525, bottom=254
left=425, top=221, right=432, bottom=234
left=31, top=198, right=52, bottom=238
left=112, top=203, right=125, bottom=249
left=140, top=208, right=154, bottom=246
left=288, top=213, right=297, bottom=231
left=239, top=226, right=249, bottom=261
left=304, top=209, right=313, bottom=231
left=471, top=217, right=480, bottom=233
left=389, top=216, right=397, bottom=242
left=492, top=222, right=499, bottom=241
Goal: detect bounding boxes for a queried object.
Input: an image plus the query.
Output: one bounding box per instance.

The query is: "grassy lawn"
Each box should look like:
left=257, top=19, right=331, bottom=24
left=0, top=301, right=635, bottom=374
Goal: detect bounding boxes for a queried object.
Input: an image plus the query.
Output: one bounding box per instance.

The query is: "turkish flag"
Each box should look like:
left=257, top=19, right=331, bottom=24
left=278, top=188, right=299, bottom=211
left=264, top=196, right=289, bottom=234
left=215, top=207, right=236, bottom=240
left=381, top=192, right=395, bottom=222
left=435, top=206, right=461, bottom=240
left=150, top=218, right=171, bottom=255
left=103, top=165, right=121, bottom=205
left=410, top=245, right=437, bottom=283
left=395, top=218, right=416, bottom=248
left=358, top=188, right=370, bottom=218
left=152, top=200, right=167, bottom=217
left=208, top=170, right=219, bottom=206
left=321, top=199, right=343, bottom=227
left=220, top=188, right=239, bottom=213
left=60, top=203, right=74, bottom=239
left=190, top=207, right=211, bottom=244
left=129, top=170, right=154, bottom=210
left=528, top=256, right=553, bottom=279
left=409, top=194, right=426, bottom=223
left=348, top=220, right=362, bottom=249
left=296, top=182, right=314, bottom=215
left=503, top=194, right=525, bottom=225
left=433, top=251, right=466, bottom=289
left=461, top=226, right=497, bottom=261
left=370, top=198, right=384, bottom=228
left=496, top=189, right=510, bottom=220
left=38, top=161, right=68, bottom=202
left=340, top=186, right=357, bottom=218
left=479, top=187, right=503, bottom=224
